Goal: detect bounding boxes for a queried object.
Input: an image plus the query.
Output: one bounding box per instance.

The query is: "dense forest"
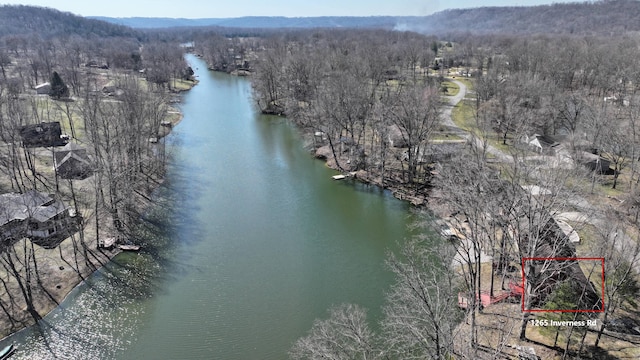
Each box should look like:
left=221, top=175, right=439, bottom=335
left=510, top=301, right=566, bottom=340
left=417, top=0, right=640, bottom=36
left=90, top=15, right=405, bottom=30
left=0, top=5, right=141, bottom=39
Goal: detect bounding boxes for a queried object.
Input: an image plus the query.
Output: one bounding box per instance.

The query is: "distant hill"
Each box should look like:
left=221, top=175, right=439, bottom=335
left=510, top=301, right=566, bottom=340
left=3, top=1, right=636, bottom=39
left=88, top=16, right=407, bottom=30
left=412, top=0, right=640, bottom=36
left=0, top=5, right=140, bottom=39
left=93, top=0, right=640, bottom=36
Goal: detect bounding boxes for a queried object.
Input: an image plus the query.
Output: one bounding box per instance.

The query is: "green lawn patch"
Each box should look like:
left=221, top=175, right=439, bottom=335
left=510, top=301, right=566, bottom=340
left=452, top=99, right=477, bottom=132
left=456, top=77, right=474, bottom=92
left=171, top=78, right=196, bottom=91
left=431, top=133, right=464, bottom=141
left=451, top=98, right=522, bottom=156
left=440, top=81, right=459, bottom=96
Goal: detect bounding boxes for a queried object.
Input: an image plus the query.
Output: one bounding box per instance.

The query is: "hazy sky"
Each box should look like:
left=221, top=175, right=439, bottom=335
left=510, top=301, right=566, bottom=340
left=0, top=0, right=584, bottom=18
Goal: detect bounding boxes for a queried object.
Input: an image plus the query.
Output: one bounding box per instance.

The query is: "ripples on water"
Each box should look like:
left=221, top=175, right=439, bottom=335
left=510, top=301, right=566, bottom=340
left=2, top=138, right=207, bottom=359
left=2, top=58, right=416, bottom=360
left=12, top=268, right=142, bottom=359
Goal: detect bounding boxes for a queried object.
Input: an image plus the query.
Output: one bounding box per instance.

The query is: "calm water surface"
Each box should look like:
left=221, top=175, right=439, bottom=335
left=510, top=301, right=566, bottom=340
left=1, top=55, right=413, bottom=359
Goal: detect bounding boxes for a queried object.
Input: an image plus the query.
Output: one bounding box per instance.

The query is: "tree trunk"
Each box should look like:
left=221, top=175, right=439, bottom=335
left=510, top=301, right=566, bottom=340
left=594, top=310, right=608, bottom=348
left=327, top=135, right=344, bottom=172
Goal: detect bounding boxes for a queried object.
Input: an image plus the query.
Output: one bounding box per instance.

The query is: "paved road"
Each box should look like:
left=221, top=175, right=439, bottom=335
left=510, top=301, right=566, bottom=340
left=441, top=79, right=513, bottom=162
left=442, top=79, right=640, bottom=273
left=440, top=79, right=467, bottom=130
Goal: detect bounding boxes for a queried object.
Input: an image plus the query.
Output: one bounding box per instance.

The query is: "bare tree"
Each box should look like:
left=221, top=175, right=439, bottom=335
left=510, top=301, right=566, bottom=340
left=290, top=304, right=380, bottom=360
left=382, top=236, right=459, bottom=360
left=433, top=148, right=493, bottom=354
left=597, top=108, right=631, bottom=189
left=592, top=216, right=640, bottom=348
left=382, top=82, right=440, bottom=184
left=252, top=44, right=287, bottom=115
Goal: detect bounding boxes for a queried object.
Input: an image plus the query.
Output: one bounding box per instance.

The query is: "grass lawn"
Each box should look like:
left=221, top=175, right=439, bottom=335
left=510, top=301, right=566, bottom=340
left=455, top=77, right=474, bottom=91
left=31, top=97, right=87, bottom=140
left=451, top=98, right=529, bottom=156
left=171, top=78, right=197, bottom=91
left=452, top=99, right=477, bottom=132
left=431, top=133, right=464, bottom=141
left=440, top=81, right=460, bottom=96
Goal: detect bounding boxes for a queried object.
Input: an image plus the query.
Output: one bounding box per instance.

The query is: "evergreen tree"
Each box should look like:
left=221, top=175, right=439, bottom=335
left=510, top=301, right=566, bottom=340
left=49, top=71, right=69, bottom=99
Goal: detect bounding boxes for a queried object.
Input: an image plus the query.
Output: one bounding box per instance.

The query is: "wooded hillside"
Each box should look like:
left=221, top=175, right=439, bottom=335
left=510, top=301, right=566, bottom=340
left=0, top=5, right=141, bottom=39
left=417, top=0, right=640, bottom=36
left=94, top=0, right=640, bottom=37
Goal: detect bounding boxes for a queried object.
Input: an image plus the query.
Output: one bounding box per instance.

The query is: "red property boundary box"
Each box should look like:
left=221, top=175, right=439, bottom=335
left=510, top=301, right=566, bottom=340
left=521, top=257, right=605, bottom=313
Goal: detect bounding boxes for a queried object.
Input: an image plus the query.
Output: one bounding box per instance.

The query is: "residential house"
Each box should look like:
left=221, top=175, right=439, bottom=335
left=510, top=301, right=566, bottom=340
left=522, top=134, right=562, bottom=154
left=19, top=122, right=67, bottom=147
left=0, top=190, right=78, bottom=249
left=577, top=151, right=611, bottom=174
left=35, top=82, right=51, bottom=95
left=0, top=193, right=35, bottom=245
left=553, top=143, right=610, bottom=173
left=509, top=186, right=601, bottom=311
left=54, top=143, right=93, bottom=179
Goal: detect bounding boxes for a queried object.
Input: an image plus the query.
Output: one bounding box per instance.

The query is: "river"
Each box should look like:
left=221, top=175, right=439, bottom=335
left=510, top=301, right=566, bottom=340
left=0, top=55, right=414, bottom=359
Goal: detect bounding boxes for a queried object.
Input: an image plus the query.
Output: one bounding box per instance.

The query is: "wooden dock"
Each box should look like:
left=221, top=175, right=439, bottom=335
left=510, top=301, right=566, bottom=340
left=332, top=172, right=358, bottom=181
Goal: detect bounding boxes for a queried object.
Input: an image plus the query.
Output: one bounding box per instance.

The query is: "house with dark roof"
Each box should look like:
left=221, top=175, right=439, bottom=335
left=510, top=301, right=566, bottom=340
left=507, top=186, right=602, bottom=311
left=19, top=122, right=67, bottom=147
left=0, top=190, right=78, bottom=249
left=522, top=218, right=602, bottom=311
left=0, top=193, right=32, bottom=245
left=522, top=134, right=562, bottom=154
left=54, top=143, right=92, bottom=179
left=577, top=151, right=611, bottom=174
left=35, top=82, right=51, bottom=95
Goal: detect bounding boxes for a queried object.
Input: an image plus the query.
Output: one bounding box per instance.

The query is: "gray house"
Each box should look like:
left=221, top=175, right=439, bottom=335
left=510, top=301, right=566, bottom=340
left=54, top=143, right=92, bottom=179
left=577, top=151, right=611, bottom=174
left=0, top=190, right=78, bottom=249
left=35, top=82, right=51, bottom=95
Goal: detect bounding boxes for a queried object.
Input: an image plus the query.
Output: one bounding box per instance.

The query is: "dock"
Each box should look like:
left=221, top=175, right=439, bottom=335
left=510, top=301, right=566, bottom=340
left=332, top=172, right=357, bottom=180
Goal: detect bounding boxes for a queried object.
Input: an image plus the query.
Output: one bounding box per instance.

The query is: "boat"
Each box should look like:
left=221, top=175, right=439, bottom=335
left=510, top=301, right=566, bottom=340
left=118, top=244, right=141, bottom=251
left=0, top=344, right=15, bottom=359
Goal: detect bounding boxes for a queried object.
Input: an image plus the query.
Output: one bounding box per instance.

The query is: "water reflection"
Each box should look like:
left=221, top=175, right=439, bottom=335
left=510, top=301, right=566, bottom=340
left=1, top=56, right=413, bottom=360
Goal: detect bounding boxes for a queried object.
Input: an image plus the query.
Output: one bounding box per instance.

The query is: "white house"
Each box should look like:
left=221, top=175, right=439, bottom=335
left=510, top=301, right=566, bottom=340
left=522, top=134, right=561, bottom=154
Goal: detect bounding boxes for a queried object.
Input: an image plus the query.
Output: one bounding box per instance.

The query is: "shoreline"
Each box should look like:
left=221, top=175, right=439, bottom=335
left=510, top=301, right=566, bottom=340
left=0, top=80, right=197, bottom=341
left=0, top=64, right=435, bottom=341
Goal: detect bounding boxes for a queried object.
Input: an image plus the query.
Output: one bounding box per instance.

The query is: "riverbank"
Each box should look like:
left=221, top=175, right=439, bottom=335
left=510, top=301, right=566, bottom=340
left=304, top=82, right=468, bottom=208
left=0, top=79, right=198, bottom=340
left=312, top=142, right=428, bottom=206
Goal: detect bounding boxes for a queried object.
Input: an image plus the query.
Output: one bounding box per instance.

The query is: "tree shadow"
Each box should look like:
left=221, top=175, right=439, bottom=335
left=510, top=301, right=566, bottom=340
left=584, top=345, right=632, bottom=360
